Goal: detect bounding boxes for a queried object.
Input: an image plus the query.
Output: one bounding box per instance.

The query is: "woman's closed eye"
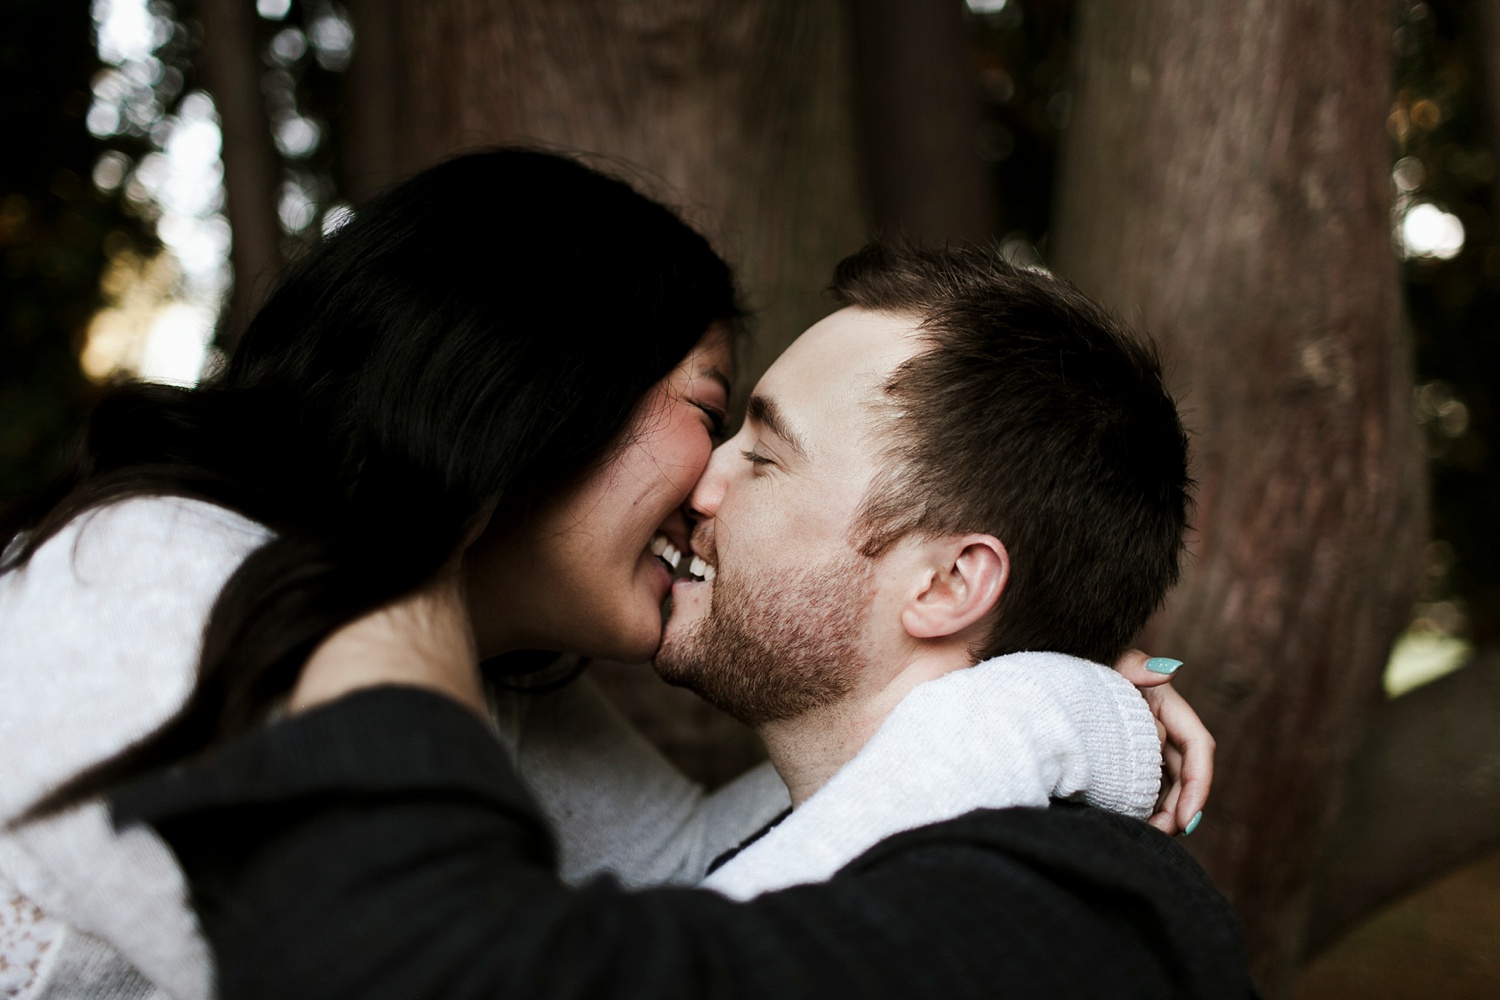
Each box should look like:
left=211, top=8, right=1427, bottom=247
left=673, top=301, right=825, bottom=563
left=693, top=402, right=727, bottom=442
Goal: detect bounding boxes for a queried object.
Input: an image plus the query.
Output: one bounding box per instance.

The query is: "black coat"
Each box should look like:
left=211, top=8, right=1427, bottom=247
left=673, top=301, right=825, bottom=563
left=115, top=688, right=1257, bottom=1000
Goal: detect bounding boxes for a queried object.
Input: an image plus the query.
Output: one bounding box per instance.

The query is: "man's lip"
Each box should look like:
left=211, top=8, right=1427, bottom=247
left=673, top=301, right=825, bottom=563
left=671, top=575, right=707, bottom=595
left=687, top=533, right=715, bottom=563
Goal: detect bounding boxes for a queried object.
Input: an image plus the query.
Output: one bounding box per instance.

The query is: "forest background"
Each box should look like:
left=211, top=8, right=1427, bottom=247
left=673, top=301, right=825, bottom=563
left=2, top=1, right=1499, bottom=997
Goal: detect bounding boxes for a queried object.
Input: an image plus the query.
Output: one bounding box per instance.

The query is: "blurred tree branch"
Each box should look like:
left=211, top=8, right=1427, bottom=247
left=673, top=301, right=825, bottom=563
left=341, top=0, right=410, bottom=203
left=197, top=0, right=281, bottom=348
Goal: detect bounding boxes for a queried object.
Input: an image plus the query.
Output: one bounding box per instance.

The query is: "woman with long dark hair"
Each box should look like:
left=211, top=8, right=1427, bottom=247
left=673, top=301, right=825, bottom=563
left=0, top=149, right=1209, bottom=1000
left=0, top=148, right=745, bottom=999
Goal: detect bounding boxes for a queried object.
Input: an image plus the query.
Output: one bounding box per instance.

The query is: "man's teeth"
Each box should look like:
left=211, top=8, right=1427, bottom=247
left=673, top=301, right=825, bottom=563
left=689, top=555, right=716, bottom=582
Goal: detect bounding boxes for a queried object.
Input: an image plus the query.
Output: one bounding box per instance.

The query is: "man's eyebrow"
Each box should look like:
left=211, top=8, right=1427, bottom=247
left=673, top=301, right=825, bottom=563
left=745, top=393, right=809, bottom=459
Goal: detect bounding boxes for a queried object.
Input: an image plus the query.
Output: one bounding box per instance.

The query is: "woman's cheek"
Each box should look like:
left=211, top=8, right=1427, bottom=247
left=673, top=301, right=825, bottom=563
left=659, top=416, right=715, bottom=501
left=682, top=438, right=714, bottom=496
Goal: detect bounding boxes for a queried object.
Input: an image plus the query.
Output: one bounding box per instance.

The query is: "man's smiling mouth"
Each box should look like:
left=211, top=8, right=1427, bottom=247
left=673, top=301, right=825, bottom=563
left=650, top=533, right=715, bottom=582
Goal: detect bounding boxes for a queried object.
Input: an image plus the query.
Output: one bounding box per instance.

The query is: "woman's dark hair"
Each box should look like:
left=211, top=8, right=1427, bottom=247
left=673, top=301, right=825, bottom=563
left=3, top=148, right=740, bottom=817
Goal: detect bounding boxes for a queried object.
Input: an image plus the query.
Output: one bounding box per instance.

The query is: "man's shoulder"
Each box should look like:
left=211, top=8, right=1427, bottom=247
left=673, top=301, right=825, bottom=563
left=815, top=802, right=1256, bottom=999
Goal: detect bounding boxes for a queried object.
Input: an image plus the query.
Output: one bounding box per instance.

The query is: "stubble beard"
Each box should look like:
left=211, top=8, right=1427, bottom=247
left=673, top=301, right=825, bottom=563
left=655, top=550, right=875, bottom=728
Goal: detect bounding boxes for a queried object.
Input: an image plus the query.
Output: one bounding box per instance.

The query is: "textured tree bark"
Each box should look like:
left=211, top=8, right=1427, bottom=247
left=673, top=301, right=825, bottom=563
left=375, top=0, right=870, bottom=786
left=395, top=0, right=868, bottom=390
left=1051, top=1, right=1423, bottom=993
left=1303, top=648, right=1500, bottom=956
left=196, top=0, right=282, bottom=348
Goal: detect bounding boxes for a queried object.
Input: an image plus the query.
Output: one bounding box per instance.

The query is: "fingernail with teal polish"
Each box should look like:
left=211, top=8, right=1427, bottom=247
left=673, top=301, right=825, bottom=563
left=1182, top=811, right=1203, bottom=837
left=1145, top=657, right=1183, bottom=675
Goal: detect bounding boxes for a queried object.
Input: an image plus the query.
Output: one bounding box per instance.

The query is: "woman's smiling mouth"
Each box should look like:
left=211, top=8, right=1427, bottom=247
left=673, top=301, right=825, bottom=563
left=650, top=533, right=715, bottom=582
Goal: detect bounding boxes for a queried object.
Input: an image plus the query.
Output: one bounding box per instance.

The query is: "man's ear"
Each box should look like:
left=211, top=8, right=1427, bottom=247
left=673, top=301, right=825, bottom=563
left=900, top=534, right=1009, bottom=641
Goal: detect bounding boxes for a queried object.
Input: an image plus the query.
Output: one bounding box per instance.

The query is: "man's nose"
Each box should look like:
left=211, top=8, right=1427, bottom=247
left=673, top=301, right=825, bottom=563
left=687, top=438, right=735, bottom=519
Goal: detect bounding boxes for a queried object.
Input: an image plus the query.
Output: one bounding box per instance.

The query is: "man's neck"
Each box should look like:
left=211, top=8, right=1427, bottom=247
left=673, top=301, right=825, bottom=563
left=756, top=650, right=970, bottom=807
left=756, top=702, right=881, bottom=807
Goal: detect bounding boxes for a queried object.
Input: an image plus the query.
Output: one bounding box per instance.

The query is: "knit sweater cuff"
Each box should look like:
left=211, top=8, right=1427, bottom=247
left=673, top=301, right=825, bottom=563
left=1056, top=661, right=1164, bottom=819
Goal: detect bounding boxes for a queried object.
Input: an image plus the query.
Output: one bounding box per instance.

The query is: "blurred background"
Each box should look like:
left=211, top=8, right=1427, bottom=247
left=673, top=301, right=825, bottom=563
left=2, top=0, right=1497, bottom=996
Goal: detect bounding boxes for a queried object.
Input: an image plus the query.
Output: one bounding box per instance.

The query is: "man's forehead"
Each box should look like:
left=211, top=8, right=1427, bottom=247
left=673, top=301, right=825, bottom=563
left=749, top=308, right=923, bottom=457
left=760, top=307, right=921, bottom=397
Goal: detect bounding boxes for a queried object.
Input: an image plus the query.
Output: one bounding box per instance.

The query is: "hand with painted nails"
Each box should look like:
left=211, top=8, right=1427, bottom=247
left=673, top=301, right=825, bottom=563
left=1112, top=649, right=1215, bottom=836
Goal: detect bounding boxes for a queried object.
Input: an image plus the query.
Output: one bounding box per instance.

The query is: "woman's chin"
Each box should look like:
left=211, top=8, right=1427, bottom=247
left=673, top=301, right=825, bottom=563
left=589, top=610, right=664, bottom=664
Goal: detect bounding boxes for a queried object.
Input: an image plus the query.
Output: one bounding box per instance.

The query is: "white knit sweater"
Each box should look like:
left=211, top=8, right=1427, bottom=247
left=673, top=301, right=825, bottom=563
left=1, top=498, right=269, bottom=1000
left=0, top=497, right=1162, bottom=998
left=701, top=652, right=1161, bottom=899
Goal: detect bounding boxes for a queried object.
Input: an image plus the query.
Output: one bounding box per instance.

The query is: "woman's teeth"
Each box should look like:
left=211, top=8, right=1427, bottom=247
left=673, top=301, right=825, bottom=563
left=649, top=535, right=682, bottom=570
left=650, top=534, right=715, bottom=582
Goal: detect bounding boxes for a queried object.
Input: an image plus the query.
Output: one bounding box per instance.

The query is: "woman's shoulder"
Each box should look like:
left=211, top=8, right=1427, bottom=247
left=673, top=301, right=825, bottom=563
left=55, top=495, right=270, bottom=561
left=6, top=495, right=267, bottom=596
left=0, top=497, right=271, bottom=819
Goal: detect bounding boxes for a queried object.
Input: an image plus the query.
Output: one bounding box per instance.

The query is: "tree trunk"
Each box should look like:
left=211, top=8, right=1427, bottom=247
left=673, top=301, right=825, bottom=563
left=196, top=0, right=282, bottom=349
left=375, top=0, right=870, bottom=786
left=1051, top=2, right=1423, bottom=993
left=394, top=0, right=868, bottom=390
left=848, top=0, right=995, bottom=242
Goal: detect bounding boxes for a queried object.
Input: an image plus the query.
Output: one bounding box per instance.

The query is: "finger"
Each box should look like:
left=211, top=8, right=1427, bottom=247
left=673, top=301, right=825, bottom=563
left=1162, top=744, right=1184, bottom=806
left=1147, top=739, right=1184, bottom=832
left=1155, top=744, right=1185, bottom=834
left=1154, top=689, right=1215, bottom=831
left=1149, top=792, right=1183, bottom=834
left=1113, top=648, right=1183, bottom=689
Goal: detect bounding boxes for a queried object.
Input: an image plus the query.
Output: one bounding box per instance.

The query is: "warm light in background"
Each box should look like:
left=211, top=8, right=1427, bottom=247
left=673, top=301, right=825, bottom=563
left=85, top=0, right=231, bottom=386
left=80, top=250, right=211, bottom=386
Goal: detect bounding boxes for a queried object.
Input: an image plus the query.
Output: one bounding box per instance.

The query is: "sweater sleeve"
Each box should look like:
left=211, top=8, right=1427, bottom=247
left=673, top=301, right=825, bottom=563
left=491, top=653, right=1154, bottom=898
left=0, top=497, right=268, bottom=1000
left=703, top=651, right=1163, bottom=899
left=112, top=688, right=1256, bottom=1000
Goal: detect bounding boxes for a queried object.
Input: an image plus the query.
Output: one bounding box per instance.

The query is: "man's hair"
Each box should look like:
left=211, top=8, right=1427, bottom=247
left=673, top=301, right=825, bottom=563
left=833, top=240, right=1192, bottom=665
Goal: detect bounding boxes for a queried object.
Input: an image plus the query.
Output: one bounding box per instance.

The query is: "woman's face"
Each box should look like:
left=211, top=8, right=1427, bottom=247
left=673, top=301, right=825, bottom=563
left=465, top=328, right=733, bottom=661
